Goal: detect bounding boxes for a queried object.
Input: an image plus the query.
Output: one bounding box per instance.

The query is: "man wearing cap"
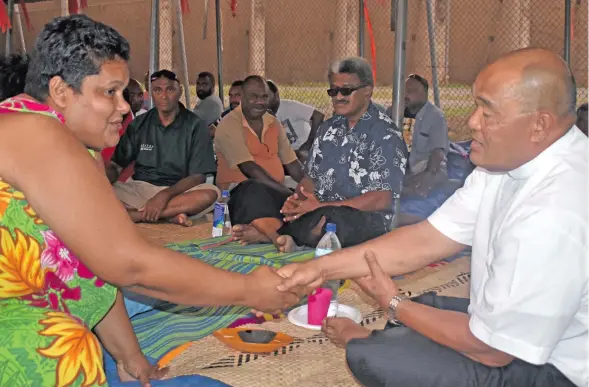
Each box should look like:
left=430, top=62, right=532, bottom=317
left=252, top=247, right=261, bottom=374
left=106, top=69, right=219, bottom=226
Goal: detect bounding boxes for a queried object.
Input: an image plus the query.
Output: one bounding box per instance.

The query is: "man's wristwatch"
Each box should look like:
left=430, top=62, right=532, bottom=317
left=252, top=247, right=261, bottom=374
left=386, top=294, right=410, bottom=325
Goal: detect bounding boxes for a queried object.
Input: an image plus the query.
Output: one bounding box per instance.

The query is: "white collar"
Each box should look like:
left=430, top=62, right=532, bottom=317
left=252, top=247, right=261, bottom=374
left=507, top=126, right=577, bottom=180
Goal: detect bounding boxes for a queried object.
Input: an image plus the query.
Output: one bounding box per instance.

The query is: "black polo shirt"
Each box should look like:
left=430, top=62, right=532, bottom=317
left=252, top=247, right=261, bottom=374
left=112, top=106, right=216, bottom=186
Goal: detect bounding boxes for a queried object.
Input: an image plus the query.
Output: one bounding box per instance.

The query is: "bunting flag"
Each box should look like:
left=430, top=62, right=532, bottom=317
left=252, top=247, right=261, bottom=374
left=181, top=0, right=189, bottom=14
left=363, top=0, right=378, bottom=83
left=230, top=0, right=237, bottom=17
left=80, top=0, right=88, bottom=9
left=18, top=0, right=32, bottom=31
left=68, top=0, right=79, bottom=15
left=0, top=0, right=11, bottom=33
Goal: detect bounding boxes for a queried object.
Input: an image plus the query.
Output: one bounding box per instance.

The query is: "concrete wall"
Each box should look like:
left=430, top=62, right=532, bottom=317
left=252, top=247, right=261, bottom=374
left=2, top=0, right=587, bottom=87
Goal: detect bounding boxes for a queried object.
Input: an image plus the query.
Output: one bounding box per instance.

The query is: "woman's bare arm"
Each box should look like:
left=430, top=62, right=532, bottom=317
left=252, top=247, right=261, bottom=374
left=0, top=114, right=297, bottom=310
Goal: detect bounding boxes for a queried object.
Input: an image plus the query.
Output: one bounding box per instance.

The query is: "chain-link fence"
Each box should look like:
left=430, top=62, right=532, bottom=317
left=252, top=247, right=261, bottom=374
left=2, top=0, right=587, bottom=141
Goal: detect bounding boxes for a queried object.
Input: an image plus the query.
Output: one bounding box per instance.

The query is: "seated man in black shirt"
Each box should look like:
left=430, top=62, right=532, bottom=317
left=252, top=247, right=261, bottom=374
left=106, top=70, right=219, bottom=226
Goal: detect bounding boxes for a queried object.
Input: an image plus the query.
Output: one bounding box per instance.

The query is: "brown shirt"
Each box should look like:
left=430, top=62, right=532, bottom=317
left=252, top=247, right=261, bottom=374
left=214, top=107, right=298, bottom=187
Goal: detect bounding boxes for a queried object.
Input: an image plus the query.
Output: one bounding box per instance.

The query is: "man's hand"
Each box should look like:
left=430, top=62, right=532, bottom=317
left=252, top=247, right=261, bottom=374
left=275, top=261, right=325, bottom=293
left=354, top=250, right=399, bottom=308
left=140, top=190, right=173, bottom=222
left=295, top=149, right=309, bottom=164
left=414, top=171, right=437, bottom=198
left=245, top=266, right=303, bottom=313
left=117, top=351, right=168, bottom=387
left=403, top=171, right=436, bottom=198
left=281, top=187, right=322, bottom=222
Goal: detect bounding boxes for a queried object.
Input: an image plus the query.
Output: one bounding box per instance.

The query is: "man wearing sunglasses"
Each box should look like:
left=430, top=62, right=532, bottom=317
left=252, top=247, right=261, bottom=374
left=106, top=69, right=219, bottom=226
left=273, top=57, right=408, bottom=250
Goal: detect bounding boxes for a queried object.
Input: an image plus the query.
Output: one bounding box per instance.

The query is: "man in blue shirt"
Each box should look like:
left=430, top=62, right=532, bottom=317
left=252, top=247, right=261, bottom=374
left=232, top=57, right=408, bottom=250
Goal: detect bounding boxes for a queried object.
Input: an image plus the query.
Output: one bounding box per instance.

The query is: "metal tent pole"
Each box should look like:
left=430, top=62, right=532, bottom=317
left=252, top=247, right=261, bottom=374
left=14, top=3, right=25, bottom=53
left=358, top=0, right=365, bottom=57
left=148, top=0, right=160, bottom=109
left=215, top=0, right=224, bottom=108
left=563, top=0, right=571, bottom=66
left=426, top=0, right=441, bottom=107
left=5, top=0, right=14, bottom=54
left=175, top=0, right=191, bottom=108
left=390, top=0, right=408, bottom=130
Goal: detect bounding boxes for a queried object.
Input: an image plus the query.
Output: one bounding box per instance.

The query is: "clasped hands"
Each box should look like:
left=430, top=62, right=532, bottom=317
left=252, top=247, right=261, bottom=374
left=252, top=250, right=399, bottom=317
left=280, top=186, right=322, bottom=222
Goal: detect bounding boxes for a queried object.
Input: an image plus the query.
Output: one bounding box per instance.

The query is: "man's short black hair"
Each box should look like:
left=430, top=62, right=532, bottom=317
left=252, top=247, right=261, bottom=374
left=25, top=14, right=130, bottom=101
left=242, top=75, right=266, bottom=88
left=0, top=53, right=29, bottom=101
left=267, top=80, right=278, bottom=94
left=407, top=73, right=429, bottom=95
left=198, top=71, right=215, bottom=85
left=231, top=80, right=244, bottom=88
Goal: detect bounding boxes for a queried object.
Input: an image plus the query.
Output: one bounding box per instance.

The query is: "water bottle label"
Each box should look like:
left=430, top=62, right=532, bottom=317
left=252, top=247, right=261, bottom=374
left=315, top=248, right=333, bottom=257
left=212, top=202, right=225, bottom=237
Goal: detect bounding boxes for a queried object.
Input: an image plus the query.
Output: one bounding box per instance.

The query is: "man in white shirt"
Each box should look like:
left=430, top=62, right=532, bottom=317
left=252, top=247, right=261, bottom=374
left=267, top=80, right=324, bottom=161
left=275, top=48, right=586, bottom=387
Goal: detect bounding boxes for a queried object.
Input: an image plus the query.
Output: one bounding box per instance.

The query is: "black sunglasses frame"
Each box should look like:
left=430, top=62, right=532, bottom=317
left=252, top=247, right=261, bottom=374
left=327, top=84, right=367, bottom=97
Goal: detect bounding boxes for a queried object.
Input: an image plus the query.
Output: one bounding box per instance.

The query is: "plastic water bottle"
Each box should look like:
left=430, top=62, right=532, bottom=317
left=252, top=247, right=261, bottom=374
left=315, top=223, right=342, bottom=317
left=212, top=190, right=231, bottom=237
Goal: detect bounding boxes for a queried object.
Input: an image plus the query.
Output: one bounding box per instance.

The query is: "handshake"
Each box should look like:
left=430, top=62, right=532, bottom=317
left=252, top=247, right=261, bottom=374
left=244, top=251, right=399, bottom=315
left=244, top=260, right=326, bottom=314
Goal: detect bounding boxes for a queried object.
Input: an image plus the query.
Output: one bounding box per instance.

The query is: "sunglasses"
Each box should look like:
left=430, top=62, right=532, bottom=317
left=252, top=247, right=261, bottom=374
left=150, top=70, right=180, bottom=83
left=327, top=85, right=367, bottom=97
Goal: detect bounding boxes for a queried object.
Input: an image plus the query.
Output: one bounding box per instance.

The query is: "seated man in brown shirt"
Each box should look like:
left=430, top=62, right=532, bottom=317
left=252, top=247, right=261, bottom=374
left=215, top=75, right=305, bottom=248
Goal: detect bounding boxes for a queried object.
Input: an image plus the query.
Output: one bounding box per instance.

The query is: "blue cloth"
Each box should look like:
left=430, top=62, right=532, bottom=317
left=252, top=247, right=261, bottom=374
left=103, top=353, right=230, bottom=387
left=123, top=291, right=160, bottom=318
left=306, top=103, right=408, bottom=228
left=399, top=140, right=474, bottom=219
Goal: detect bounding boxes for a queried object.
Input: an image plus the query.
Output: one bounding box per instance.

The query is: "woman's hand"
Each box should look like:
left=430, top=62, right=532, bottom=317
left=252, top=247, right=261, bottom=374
left=117, top=353, right=168, bottom=386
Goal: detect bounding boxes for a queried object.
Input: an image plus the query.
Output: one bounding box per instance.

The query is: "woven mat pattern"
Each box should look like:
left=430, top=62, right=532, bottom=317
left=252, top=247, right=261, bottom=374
left=136, top=219, right=213, bottom=246
left=165, top=256, right=471, bottom=387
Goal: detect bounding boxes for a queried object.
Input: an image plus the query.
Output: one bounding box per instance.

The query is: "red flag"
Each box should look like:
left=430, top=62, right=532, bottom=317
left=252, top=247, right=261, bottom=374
left=68, top=0, right=79, bottom=15
left=181, top=0, right=190, bottom=13
left=0, top=1, right=11, bottom=33
left=80, top=0, right=88, bottom=9
left=18, top=0, right=32, bottom=31
left=230, top=0, right=237, bottom=17
left=363, top=0, right=378, bottom=83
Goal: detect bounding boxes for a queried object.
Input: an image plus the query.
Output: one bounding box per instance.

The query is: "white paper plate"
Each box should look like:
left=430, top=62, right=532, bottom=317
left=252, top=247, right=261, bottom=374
left=287, top=303, right=362, bottom=330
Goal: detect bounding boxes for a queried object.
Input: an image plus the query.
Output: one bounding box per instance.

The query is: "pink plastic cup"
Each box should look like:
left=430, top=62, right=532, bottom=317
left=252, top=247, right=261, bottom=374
left=307, top=288, right=333, bottom=325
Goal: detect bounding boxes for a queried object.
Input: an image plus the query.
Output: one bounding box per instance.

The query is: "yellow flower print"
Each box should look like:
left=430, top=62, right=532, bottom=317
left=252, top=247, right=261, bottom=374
left=0, top=180, right=25, bottom=218
left=0, top=227, right=46, bottom=298
left=23, top=204, right=44, bottom=225
left=38, top=312, right=106, bottom=387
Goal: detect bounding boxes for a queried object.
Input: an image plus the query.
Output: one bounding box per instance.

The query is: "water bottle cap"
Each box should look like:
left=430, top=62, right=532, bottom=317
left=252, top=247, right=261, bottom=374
left=326, top=223, right=336, bottom=233
left=222, top=190, right=230, bottom=198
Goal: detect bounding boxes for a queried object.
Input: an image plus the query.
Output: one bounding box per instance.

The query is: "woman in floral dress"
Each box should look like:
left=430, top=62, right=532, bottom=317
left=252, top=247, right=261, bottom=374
left=0, top=15, right=298, bottom=387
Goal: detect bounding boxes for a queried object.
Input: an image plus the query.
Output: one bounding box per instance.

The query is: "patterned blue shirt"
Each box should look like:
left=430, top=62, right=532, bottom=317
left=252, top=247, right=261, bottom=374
left=306, top=103, right=408, bottom=228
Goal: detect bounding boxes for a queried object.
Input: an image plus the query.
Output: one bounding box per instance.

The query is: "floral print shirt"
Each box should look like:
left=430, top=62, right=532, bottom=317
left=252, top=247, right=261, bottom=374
left=306, top=103, right=408, bottom=228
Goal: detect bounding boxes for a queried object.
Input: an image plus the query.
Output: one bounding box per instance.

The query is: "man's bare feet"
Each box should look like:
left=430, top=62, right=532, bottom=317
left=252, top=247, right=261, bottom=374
left=275, top=234, right=302, bottom=253
left=168, top=213, right=193, bottom=227
left=232, top=224, right=271, bottom=245
left=321, top=317, right=371, bottom=348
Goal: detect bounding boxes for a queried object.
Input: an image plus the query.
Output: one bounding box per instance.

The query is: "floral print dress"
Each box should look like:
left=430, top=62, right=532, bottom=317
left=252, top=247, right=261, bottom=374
left=0, top=97, right=117, bottom=387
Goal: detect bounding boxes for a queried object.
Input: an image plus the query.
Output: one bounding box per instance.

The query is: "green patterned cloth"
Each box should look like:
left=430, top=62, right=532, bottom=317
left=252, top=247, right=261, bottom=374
left=128, top=237, right=315, bottom=360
